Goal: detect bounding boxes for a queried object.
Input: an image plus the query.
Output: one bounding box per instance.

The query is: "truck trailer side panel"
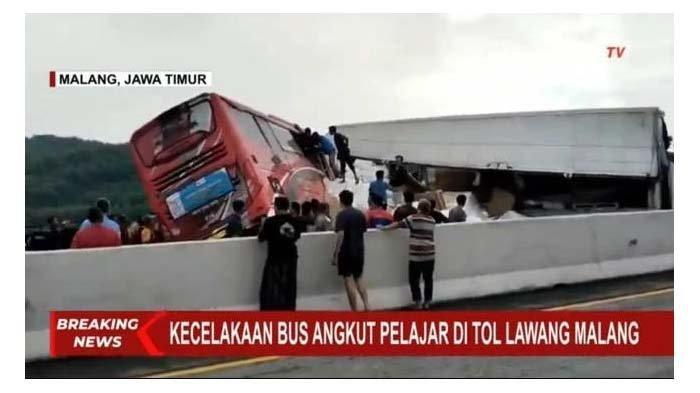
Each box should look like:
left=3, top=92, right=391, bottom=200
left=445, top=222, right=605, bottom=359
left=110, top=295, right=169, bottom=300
left=337, top=108, right=664, bottom=178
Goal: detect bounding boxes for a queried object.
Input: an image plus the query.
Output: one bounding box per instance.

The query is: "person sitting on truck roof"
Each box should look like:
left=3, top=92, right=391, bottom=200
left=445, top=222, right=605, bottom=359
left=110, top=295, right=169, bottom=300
left=71, top=207, right=122, bottom=249
left=329, top=126, right=359, bottom=184
left=448, top=194, right=468, bottom=223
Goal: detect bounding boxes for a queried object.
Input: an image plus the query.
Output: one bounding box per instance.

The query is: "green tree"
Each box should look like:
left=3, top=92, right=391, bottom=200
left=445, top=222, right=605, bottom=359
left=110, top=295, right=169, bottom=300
left=26, top=135, right=149, bottom=227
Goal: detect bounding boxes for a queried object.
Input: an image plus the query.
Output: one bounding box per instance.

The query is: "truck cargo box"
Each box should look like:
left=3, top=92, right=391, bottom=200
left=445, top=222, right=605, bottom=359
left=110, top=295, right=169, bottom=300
left=337, top=107, right=669, bottom=178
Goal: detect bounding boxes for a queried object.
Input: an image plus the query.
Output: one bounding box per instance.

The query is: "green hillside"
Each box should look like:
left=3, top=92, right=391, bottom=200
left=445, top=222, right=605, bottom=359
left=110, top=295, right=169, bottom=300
left=25, top=135, right=149, bottom=227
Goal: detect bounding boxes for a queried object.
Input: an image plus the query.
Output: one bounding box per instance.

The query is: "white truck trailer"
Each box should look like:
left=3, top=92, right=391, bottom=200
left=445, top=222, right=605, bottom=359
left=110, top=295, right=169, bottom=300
left=336, top=107, right=673, bottom=215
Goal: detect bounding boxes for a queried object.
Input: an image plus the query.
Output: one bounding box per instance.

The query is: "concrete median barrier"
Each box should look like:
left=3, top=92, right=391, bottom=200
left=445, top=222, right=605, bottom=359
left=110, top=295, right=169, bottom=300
left=25, top=210, right=673, bottom=360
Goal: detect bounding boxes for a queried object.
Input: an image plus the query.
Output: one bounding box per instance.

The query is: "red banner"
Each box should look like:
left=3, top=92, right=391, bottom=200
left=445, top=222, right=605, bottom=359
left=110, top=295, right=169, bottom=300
left=50, top=310, right=673, bottom=357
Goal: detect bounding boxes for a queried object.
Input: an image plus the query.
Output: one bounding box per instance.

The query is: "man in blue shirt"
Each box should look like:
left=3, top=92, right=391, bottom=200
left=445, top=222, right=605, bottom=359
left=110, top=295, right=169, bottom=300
left=79, top=198, right=121, bottom=238
left=369, top=170, right=390, bottom=205
left=313, top=131, right=338, bottom=177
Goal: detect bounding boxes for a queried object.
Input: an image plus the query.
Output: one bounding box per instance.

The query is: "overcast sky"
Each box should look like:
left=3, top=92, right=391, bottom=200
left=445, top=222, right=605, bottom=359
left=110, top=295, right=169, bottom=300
left=26, top=14, right=673, bottom=144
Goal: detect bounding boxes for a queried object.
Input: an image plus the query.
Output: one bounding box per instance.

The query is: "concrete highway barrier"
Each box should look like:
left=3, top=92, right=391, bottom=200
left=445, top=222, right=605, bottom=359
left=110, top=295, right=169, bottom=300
left=25, top=210, right=673, bottom=360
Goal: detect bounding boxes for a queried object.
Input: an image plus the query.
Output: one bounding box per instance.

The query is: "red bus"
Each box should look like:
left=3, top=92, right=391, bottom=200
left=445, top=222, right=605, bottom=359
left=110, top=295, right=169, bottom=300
left=129, top=93, right=329, bottom=241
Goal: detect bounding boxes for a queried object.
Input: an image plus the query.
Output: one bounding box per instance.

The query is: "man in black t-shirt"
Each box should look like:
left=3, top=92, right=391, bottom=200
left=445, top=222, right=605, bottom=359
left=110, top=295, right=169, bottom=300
left=258, top=196, right=304, bottom=310
left=329, top=126, right=359, bottom=184
left=388, top=155, right=428, bottom=193
left=393, top=191, right=418, bottom=222
left=333, top=190, right=370, bottom=311
left=429, top=199, right=448, bottom=224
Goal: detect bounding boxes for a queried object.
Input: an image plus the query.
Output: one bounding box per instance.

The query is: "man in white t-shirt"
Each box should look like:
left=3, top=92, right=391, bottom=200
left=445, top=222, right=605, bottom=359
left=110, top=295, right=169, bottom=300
left=79, top=198, right=121, bottom=237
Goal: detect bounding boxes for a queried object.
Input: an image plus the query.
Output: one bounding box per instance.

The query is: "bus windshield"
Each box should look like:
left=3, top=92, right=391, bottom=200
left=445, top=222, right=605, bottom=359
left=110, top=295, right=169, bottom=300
left=134, top=98, right=214, bottom=167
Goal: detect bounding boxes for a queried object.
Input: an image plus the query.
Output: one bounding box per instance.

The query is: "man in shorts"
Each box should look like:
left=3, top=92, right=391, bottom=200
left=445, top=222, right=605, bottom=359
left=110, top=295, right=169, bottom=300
left=332, top=190, right=370, bottom=311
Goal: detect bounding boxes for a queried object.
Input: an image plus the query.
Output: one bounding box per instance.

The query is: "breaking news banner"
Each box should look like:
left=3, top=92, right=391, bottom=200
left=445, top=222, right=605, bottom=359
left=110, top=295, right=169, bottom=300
left=48, top=71, right=212, bottom=87
left=49, top=310, right=673, bottom=357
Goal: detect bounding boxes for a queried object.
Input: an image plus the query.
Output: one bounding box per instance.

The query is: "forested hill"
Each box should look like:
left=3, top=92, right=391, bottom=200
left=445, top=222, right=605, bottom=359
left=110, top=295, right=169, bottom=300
left=25, top=135, right=149, bottom=228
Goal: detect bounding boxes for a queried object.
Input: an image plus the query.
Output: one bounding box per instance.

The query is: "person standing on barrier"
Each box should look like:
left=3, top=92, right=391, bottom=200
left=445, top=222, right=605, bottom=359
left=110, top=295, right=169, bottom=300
left=258, top=196, right=304, bottom=310
left=333, top=190, right=370, bottom=311
left=381, top=199, right=436, bottom=310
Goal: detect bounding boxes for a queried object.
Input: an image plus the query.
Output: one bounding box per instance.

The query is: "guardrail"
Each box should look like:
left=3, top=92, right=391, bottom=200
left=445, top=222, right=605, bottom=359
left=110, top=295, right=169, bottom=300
left=25, top=210, right=673, bottom=360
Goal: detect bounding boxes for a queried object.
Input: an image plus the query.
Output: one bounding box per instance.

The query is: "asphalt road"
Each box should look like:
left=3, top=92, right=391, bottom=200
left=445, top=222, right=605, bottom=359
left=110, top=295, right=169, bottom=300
left=26, top=271, right=673, bottom=379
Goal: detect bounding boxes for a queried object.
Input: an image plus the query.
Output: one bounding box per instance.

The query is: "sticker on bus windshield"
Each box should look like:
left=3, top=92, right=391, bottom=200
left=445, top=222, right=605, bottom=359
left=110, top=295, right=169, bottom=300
left=165, top=168, right=235, bottom=220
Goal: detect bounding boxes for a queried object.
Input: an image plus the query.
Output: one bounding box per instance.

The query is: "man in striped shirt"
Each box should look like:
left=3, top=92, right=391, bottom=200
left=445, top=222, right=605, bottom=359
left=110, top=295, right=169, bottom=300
left=381, top=199, right=436, bottom=309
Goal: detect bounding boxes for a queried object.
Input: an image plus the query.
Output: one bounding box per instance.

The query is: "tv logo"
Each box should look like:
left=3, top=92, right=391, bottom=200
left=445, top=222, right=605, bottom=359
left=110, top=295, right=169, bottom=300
left=606, top=46, right=626, bottom=59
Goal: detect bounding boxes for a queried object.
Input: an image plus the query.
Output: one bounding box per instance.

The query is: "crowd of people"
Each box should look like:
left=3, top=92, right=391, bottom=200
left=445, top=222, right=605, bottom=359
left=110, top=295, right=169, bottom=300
left=294, top=125, right=360, bottom=184
left=257, top=186, right=469, bottom=312
left=252, top=126, right=471, bottom=312
left=253, top=163, right=468, bottom=312
left=26, top=198, right=168, bottom=251
left=29, top=125, right=473, bottom=312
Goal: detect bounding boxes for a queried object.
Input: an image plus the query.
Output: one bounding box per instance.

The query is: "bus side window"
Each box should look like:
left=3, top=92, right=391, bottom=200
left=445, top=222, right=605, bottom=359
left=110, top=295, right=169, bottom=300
left=255, top=117, right=284, bottom=160
left=226, top=106, right=276, bottom=170
left=269, top=122, right=304, bottom=156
